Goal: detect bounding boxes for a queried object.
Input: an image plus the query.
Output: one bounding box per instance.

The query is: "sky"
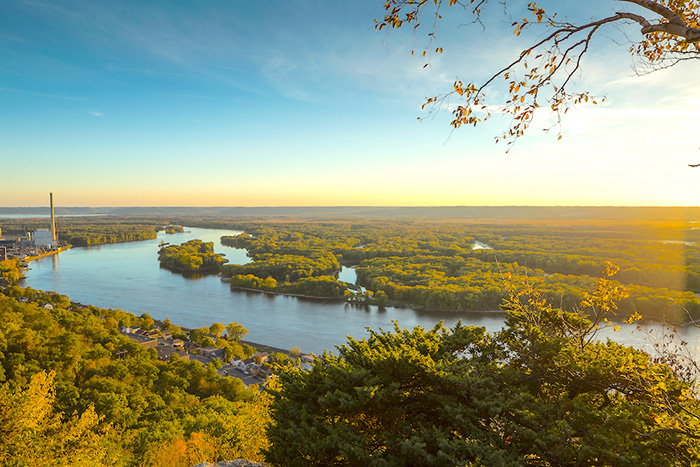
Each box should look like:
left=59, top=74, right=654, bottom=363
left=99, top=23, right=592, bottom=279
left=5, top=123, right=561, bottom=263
left=1, top=0, right=699, bottom=207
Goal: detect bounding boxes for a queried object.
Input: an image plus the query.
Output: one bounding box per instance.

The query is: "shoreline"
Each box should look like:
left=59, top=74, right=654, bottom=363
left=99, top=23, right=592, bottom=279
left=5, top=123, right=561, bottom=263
left=226, top=280, right=346, bottom=302
left=25, top=245, right=71, bottom=263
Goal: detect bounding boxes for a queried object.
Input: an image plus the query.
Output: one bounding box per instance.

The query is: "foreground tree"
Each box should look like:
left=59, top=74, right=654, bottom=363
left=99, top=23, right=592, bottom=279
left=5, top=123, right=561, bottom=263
left=266, top=273, right=700, bottom=466
left=0, top=371, right=114, bottom=466
left=376, top=0, right=700, bottom=147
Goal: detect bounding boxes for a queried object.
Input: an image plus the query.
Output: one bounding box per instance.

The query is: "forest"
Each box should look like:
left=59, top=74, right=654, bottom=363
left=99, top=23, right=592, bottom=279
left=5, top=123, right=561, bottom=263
left=0, top=216, right=162, bottom=247
left=5, top=212, right=699, bottom=322
left=0, top=258, right=270, bottom=466
left=267, top=275, right=700, bottom=466
left=158, top=239, right=228, bottom=273
left=3, top=252, right=700, bottom=465
left=3, top=210, right=700, bottom=464
left=212, top=217, right=700, bottom=323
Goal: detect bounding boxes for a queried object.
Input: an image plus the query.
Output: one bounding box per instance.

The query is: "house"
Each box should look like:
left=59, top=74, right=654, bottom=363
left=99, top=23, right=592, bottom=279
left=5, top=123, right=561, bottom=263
left=246, top=363, right=261, bottom=376
left=125, top=332, right=157, bottom=349
left=253, top=352, right=270, bottom=364
left=156, top=345, right=190, bottom=361
left=200, top=347, right=226, bottom=360
left=301, top=354, right=315, bottom=364
left=233, top=358, right=247, bottom=372
left=184, top=342, right=201, bottom=353
left=219, top=364, right=238, bottom=377
left=172, top=339, right=184, bottom=349
left=258, top=365, right=272, bottom=378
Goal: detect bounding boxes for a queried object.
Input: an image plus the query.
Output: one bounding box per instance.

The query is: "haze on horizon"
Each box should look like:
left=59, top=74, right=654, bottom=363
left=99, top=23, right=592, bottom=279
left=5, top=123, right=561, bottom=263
left=1, top=1, right=699, bottom=208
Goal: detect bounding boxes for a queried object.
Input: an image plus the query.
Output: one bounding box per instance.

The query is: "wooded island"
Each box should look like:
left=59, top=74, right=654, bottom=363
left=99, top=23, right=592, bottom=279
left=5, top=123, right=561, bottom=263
left=158, top=239, right=228, bottom=273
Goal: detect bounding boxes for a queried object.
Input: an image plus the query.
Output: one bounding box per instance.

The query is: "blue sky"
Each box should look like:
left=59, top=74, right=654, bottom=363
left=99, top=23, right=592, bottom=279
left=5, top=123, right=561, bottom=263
left=1, top=0, right=699, bottom=207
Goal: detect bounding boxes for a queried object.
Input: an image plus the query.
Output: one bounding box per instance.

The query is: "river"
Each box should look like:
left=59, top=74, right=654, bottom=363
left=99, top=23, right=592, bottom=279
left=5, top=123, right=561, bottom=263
left=22, top=227, right=700, bottom=357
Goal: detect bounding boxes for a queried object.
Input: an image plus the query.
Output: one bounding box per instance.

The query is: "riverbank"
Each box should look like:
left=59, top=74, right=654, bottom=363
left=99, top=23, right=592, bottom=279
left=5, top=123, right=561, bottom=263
left=226, top=280, right=346, bottom=302
left=25, top=245, right=71, bottom=263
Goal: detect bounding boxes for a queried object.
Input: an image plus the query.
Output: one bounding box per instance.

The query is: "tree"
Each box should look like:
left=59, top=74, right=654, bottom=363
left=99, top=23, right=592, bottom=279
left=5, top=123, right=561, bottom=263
left=225, top=322, right=248, bottom=342
left=0, top=259, right=23, bottom=285
left=209, top=322, right=225, bottom=339
left=266, top=275, right=700, bottom=466
left=376, top=0, right=700, bottom=148
left=0, top=371, right=114, bottom=466
left=140, top=313, right=155, bottom=330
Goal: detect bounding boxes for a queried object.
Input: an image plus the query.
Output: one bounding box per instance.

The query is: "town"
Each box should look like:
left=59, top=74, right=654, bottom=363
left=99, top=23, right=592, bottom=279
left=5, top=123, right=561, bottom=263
left=119, top=321, right=315, bottom=389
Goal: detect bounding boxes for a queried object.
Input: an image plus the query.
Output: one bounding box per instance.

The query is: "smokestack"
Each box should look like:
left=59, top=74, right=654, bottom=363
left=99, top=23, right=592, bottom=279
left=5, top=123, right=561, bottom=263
left=50, top=192, right=56, bottom=243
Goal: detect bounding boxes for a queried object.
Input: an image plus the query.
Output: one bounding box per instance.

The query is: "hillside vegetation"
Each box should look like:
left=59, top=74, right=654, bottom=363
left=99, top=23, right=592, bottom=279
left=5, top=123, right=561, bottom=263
left=0, top=258, right=269, bottom=466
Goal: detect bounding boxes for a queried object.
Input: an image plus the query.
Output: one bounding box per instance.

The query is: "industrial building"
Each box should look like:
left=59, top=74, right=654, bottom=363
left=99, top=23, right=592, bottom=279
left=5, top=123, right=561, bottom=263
left=0, top=193, right=62, bottom=259
left=33, top=228, right=54, bottom=248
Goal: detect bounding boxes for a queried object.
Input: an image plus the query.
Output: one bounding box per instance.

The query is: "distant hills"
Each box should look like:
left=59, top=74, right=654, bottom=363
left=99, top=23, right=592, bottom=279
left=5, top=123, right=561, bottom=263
left=2, top=205, right=700, bottom=221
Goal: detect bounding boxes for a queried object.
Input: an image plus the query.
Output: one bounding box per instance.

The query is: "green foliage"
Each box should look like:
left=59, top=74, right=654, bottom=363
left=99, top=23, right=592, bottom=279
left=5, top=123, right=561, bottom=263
left=267, top=278, right=700, bottom=466
left=278, top=275, right=349, bottom=298
left=158, top=239, right=228, bottom=273
left=230, top=274, right=277, bottom=290
left=161, top=225, right=184, bottom=234
left=0, top=371, right=116, bottom=466
left=222, top=250, right=339, bottom=282
left=1, top=216, right=159, bottom=247
left=0, top=289, right=270, bottom=466
left=219, top=219, right=700, bottom=322
left=0, top=258, right=23, bottom=285
left=225, top=322, right=248, bottom=342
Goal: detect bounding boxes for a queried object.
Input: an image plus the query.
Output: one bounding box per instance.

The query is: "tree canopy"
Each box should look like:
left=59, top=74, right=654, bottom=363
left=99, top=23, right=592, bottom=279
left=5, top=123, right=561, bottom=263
left=376, top=0, right=700, bottom=147
left=267, top=274, right=700, bottom=466
left=0, top=259, right=270, bottom=466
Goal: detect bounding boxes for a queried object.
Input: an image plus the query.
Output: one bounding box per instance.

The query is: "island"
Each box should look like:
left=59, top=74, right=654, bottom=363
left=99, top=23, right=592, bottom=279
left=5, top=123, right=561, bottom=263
left=161, top=224, right=184, bottom=234
left=158, top=238, right=228, bottom=273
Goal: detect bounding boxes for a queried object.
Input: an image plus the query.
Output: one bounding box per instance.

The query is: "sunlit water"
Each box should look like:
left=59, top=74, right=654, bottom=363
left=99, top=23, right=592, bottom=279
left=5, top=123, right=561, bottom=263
left=22, top=227, right=700, bottom=357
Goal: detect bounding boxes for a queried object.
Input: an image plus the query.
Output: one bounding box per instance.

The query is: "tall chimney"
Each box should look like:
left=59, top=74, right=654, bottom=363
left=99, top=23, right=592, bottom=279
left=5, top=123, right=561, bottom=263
left=50, top=192, right=56, bottom=243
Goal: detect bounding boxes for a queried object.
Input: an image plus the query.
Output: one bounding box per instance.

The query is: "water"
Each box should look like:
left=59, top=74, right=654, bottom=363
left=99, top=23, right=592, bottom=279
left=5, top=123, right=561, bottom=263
left=22, top=227, right=700, bottom=357
left=23, top=227, right=505, bottom=354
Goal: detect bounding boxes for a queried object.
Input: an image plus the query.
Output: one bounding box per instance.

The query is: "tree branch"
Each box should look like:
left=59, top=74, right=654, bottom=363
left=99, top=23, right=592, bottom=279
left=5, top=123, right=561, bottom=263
left=617, top=0, right=700, bottom=42
left=618, top=0, right=686, bottom=25
left=377, top=0, right=700, bottom=146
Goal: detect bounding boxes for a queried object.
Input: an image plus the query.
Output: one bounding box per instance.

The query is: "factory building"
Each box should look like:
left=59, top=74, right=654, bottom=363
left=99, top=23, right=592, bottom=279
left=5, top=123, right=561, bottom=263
left=33, top=228, right=55, bottom=248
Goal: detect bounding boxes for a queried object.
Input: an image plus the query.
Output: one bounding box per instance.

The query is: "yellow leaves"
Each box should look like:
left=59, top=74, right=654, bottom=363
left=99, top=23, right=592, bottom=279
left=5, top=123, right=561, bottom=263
left=625, top=311, right=642, bottom=324
left=148, top=433, right=218, bottom=467
left=0, top=371, right=111, bottom=466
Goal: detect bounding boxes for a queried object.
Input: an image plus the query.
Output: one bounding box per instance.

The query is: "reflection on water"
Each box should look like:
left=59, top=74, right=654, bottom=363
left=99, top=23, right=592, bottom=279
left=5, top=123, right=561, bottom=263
left=22, top=227, right=700, bottom=356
